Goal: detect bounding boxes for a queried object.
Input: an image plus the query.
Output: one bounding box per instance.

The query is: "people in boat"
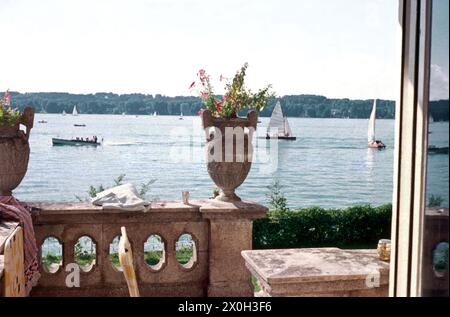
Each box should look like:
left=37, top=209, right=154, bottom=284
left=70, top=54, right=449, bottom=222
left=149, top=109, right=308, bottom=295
left=368, top=140, right=386, bottom=148
left=93, top=136, right=98, bottom=143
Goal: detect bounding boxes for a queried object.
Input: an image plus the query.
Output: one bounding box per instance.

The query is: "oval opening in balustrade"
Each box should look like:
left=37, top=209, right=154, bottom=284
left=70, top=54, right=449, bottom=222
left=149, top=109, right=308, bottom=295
left=144, top=234, right=165, bottom=271
left=109, top=236, right=122, bottom=271
left=74, top=235, right=96, bottom=273
left=432, top=242, right=449, bottom=278
left=175, top=233, right=197, bottom=269
left=41, top=236, right=63, bottom=274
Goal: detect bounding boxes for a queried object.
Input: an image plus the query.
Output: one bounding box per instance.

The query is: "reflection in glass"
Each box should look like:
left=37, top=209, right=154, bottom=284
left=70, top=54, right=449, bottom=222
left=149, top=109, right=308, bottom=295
left=421, top=0, right=449, bottom=297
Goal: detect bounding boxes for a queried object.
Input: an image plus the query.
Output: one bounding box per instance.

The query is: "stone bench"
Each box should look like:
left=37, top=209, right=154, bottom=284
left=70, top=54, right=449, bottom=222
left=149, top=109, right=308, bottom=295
left=242, top=247, right=389, bottom=297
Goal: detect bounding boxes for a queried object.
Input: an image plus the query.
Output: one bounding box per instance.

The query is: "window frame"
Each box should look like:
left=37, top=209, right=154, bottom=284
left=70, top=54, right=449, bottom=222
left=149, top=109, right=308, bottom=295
left=390, top=0, right=433, bottom=297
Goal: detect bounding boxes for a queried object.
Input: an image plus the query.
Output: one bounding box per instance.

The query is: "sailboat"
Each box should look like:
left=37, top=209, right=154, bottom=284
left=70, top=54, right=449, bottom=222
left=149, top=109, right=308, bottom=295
left=72, top=105, right=79, bottom=116
left=153, top=111, right=157, bottom=117
left=367, top=99, right=386, bottom=148
left=265, top=101, right=296, bottom=140
left=179, top=111, right=184, bottom=120
left=62, top=110, right=66, bottom=116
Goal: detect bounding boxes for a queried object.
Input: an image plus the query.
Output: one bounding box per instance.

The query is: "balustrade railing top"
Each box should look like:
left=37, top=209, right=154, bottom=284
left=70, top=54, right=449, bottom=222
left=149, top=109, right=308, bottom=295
left=26, top=199, right=267, bottom=297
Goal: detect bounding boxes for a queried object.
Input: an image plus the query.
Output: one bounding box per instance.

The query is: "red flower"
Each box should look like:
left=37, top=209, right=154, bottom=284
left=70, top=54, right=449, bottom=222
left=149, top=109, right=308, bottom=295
left=189, top=81, right=196, bottom=89
left=215, top=100, right=222, bottom=112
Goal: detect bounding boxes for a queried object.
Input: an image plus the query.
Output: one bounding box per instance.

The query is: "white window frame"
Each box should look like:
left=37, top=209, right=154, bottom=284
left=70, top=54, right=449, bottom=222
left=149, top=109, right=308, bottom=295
left=389, top=0, right=433, bottom=297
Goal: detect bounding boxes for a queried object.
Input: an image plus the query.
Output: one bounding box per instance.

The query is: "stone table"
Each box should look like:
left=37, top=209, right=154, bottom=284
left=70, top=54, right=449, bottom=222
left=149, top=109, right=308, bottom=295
left=241, top=247, right=389, bottom=297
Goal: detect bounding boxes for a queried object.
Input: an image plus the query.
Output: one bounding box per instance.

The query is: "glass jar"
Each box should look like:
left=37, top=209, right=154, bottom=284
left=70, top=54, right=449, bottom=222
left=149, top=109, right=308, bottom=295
left=377, top=239, right=391, bottom=261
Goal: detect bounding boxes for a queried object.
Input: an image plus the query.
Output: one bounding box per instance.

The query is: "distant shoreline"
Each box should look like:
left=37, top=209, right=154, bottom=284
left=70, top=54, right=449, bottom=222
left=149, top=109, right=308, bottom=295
left=9, top=92, right=449, bottom=121
left=35, top=112, right=401, bottom=120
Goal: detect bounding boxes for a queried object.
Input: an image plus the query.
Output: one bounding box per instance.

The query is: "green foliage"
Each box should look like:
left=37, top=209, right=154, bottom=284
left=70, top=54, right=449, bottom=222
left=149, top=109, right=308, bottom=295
left=222, top=63, right=273, bottom=117
left=0, top=93, right=21, bottom=125
left=139, top=179, right=157, bottom=199
left=109, top=250, right=193, bottom=267
left=109, top=253, right=120, bottom=268
left=76, top=174, right=156, bottom=201
left=428, top=194, right=444, bottom=207
left=87, top=184, right=106, bottom=199
left=144, top=251, right=164, bottom=266
left=113, top=174, right=126, bottom=186
left=266, top=180, right=289, bottom=213
left=175, top=248, right=193, bottom=265
left=253, top=204, right=392, bottom=250
left=251, top=276, right=261, bottom=293
left=195, top=63, right=274, bottom=118
left=42, top=253, right=62, bottom=268
left=432, top=242, right=449, bottom=273
left=74, top=240, right=96, bottom=267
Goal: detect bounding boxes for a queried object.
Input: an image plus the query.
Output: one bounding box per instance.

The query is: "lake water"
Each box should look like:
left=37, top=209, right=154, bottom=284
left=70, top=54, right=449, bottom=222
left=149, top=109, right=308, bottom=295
left=15, top=114, right=449, bottom=209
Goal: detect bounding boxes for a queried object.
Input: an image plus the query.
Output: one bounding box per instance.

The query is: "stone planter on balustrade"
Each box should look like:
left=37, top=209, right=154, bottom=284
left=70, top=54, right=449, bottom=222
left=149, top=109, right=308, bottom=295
left=201, top=110, right=258, bottom=202
left=0, top=107, right=34, bottom=196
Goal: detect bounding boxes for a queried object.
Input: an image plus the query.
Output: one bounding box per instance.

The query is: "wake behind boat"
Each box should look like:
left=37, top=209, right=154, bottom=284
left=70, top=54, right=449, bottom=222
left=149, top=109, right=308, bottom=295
left=52, top=136, right=101, bottom=147
left=264, top=101, right=296, bottom=140
left=428, top=145, right=449, bottom=154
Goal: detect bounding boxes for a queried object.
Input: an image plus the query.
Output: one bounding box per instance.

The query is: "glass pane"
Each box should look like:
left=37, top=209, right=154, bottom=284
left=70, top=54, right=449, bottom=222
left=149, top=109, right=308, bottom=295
left=421, top=0, right=449, bottom=297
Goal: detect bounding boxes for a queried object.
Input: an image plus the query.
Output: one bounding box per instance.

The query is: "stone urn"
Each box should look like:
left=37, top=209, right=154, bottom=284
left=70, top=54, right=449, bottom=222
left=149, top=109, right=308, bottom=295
left=201, top=110, right=258, bottom=202
left=0, top=107, right=34, bottom=196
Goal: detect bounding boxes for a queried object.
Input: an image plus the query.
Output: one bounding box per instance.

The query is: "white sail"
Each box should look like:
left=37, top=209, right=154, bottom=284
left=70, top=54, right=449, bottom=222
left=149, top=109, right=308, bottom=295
left=62, top=110, right=66, bottom=116
left=72, top=105, right=78, bottom=116
left=367, top=99, right=376, bottom=143
left=284, top=117, right=293, bottom=137
left=153, top=111, right=157, bottom=117
left=267, top=101, right=285, bottom=136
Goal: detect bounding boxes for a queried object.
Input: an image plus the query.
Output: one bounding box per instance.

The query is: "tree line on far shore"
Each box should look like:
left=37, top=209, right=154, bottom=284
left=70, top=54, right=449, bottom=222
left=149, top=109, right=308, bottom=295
left=8, top=91, right=449, bottom=121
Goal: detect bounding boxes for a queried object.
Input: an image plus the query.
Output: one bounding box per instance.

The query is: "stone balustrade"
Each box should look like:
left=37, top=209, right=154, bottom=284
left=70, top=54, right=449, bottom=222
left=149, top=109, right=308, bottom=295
left=28, top=200, right=267, bottom=297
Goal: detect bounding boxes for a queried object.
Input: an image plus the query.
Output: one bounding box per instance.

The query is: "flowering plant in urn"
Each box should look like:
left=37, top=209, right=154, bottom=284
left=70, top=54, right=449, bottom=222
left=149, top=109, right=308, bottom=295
left=190, top=64, right=274, bottom=202
left=0, top=90, right=34, bottom=196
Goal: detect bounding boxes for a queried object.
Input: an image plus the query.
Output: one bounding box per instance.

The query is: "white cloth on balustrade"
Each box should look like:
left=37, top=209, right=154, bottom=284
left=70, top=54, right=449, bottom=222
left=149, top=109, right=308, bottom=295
left=91, top=183, right=149, bottom=211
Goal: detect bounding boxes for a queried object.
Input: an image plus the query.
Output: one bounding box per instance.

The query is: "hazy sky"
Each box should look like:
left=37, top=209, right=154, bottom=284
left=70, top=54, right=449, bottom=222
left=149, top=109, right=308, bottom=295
left=0, top=0, right=406, bottom=99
